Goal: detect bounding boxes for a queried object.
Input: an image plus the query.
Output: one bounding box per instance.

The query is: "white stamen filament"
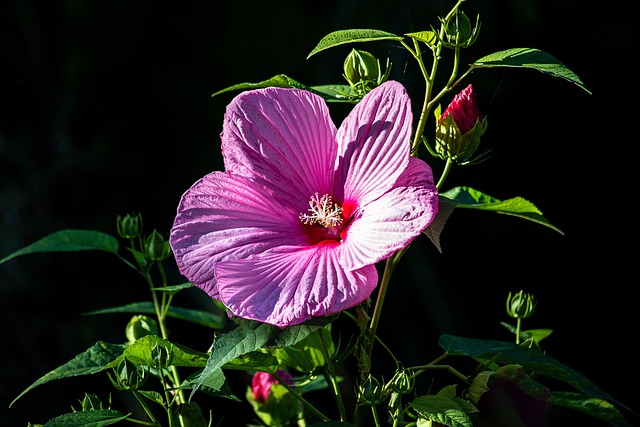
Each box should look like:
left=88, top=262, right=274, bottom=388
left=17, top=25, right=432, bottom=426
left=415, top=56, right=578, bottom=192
left=299, top=193, right=343, bottom=228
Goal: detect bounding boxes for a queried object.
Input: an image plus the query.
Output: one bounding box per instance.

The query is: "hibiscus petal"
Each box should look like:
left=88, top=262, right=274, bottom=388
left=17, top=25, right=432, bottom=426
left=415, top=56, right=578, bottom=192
left=215, top=246, right=378, bottom=327
left=335, top=81, right=413, bottom=205
left=170, top=171, right=304, bottom=298
left=222, top=87, right=337, bottom=207
left=339, top=157, right=439, bottom=269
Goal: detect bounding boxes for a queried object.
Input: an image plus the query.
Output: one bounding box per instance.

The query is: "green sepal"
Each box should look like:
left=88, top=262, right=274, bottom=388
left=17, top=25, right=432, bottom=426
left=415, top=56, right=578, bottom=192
left=0, top=229, right=119, bottom=265
left=472, top=48, right=591, bottom=94
left=307, top=29, right=403, bottom=59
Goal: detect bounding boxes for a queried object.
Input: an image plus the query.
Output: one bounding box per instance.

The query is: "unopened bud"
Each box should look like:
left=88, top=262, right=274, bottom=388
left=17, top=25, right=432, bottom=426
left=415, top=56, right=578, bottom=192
left=343, top=49, right=391, bottom=97
left=125, top=315, right=158, bottom=344
left=144, top=229, right=171, bottom=261
left=435, top=84, right=488, bottom=164
left=117, top=213, right=143, bottom=239
left=506, top=290, right=537, bottom=319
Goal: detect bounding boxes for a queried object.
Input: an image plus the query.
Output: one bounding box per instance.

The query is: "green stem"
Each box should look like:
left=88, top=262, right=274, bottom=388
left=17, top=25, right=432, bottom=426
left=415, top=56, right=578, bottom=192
left=272, top=372, right=331, bottom=423
left=320, top=333, right=346, bottom=422
left=516, top=317, right=522, bottom=344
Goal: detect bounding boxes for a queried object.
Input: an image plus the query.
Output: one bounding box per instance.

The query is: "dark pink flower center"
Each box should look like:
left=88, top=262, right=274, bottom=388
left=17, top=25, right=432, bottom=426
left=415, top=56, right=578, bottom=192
left=299, top=193, right=348, bottom=243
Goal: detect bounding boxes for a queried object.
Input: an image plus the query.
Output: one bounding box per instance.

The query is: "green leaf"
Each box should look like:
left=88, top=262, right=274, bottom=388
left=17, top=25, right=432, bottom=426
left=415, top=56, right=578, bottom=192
left=307, top=29, right=403, bottom=58
left=85, top=301, right=225, bottom=330
left=150, top=282, right=194, bottom=294
left=410, top=395, right=474, bottom=427
left=223, top=350, right=279, bottom=373
left=405, top=30, right=438, bottom=46
left=10, top=341, right=126, bottom=407
left=189, top=320, right=279, bottom=396
left=439, top=335, right=630, bottom=412
left=43, top=409, right=130, bottom=427
left=105, top=335, right=209, bottom=369
left=0, top=230, right=119, bottom=265
left=550, top=391, right=634, bottom=427
left=440, top=186, right=564, bottom=235
left=472, top=48, right=591, bottom=94
left=212, top=74, right=358, bottom=103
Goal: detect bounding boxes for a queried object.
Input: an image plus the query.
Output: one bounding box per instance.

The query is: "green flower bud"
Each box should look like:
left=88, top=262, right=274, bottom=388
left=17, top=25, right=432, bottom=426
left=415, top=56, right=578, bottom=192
left=116, top=212, right=143, bottom=239
left=435, top=84, right=488, bottom=165
left=390, top=368, right=414, bottom=394
left=110, top=357, right=146, bottom=390
left=77, top=393, right=105, bottom=411
left=144, top=229, right=171, bottom=261
left=343, top=49, right=391, bottom=97
left=440, top=9, right=480, bottom=48
left=150, top=342, right=172, bottom=370
left=358, top=374, right=384, bottom=405
left=125, top=314, right=158, bottom=344
left=506, top=290, right=537, bottom=319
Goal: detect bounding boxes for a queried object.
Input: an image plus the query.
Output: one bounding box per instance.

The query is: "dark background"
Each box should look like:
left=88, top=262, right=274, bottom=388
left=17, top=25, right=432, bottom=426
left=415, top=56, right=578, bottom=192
left=1, top=1, right=635, bottom=426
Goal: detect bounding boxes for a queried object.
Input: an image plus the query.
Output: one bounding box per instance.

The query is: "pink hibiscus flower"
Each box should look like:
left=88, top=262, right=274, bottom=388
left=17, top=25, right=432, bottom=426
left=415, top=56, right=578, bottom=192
left=169, top=80, right=438, bottom=327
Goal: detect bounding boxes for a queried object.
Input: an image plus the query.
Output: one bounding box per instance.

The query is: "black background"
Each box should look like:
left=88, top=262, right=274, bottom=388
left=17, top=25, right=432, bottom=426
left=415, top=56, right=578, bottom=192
left=1, top=1, right=635, bottom=426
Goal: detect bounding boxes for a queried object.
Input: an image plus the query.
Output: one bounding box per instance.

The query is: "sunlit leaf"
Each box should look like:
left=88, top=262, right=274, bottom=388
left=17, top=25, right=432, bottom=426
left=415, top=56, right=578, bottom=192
left=104, top=335, right=208, bottom=369
left=42, top=409, right=130, bottom=426
left=307, top=29, right=403, bottom=58
left=472, top=48, right=591, bottom=94
left=440, top=186, right=564, bottom=235
left=410, top=395, right=474, bottom=427
left=212, top=74, right=358, bottom=103
left=0, top=230, right=119, bottom=265
left=10, top=341, right=125, bottom=407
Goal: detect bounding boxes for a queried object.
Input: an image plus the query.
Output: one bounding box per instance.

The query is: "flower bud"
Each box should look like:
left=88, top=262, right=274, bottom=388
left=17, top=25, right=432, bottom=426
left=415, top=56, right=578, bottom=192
left=343, top=49, right=391, bottom=97
left=116, top=212, right=143, bottom=239
left=150, top=342, right=172, bottom=370
left=110, top=357, right=146, bottom=390
left=358, top=374, right=384, bottom=405
left=435, top=84, right=488, bottom=164
left=506, top=290, right=537, bottom=319
left=78, top=393, right=105, bottom=411
left=390, top=368, right=414, bottom=394
left=144, top=229, right=171, bottom=261
left=440, top=9, right=480, bottom=48
left=125, top=315, right=158, bottom=344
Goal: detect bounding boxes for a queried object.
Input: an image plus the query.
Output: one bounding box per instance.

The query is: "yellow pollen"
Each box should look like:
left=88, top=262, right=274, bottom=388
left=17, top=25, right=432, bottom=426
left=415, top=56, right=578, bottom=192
left=299, top=193, right=343, bottom=228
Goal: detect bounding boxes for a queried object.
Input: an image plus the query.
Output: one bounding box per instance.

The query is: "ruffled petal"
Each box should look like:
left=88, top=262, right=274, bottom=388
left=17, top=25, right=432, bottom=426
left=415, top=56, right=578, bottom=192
left=170, top=171, right=305, bottom=299
left=222, top=87, right=338, bottom=208
left=215, top=246, right=378, bottom=327
left=338, top=157, right=438, bottom=269
left=334, top=81, right=413, bottom=206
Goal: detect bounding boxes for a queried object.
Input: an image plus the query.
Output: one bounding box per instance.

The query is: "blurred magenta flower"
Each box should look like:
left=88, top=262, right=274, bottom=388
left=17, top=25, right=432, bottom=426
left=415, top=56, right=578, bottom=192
left=252, top=370, right=294, bottom=403
left=170, top=81, right=439, bottom=327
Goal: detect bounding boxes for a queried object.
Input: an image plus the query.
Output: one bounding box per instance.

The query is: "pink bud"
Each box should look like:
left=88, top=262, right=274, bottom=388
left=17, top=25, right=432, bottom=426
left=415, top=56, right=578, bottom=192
left=251, top=370, right=293, bottom=403
left=439, top=84, right=483, bottom=134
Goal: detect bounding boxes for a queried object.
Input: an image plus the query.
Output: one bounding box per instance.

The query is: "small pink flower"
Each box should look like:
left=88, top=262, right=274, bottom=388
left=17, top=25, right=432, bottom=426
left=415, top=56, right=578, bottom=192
left=438, top=84, right=483, bottom=133
left=170, top=81, right=438, bottom=327
left=252, top=370, right=293, bottom=403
